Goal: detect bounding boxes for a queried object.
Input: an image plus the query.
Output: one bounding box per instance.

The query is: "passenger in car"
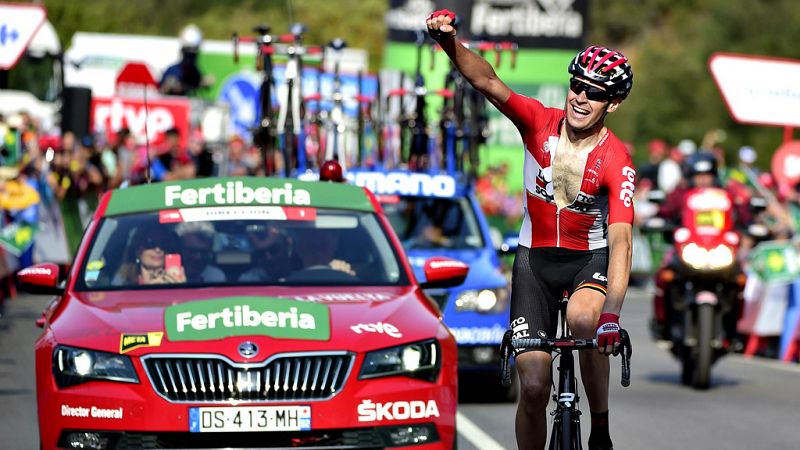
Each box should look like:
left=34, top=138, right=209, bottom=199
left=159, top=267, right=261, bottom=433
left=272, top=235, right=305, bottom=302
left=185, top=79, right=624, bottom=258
left=176, top=222, right=226, bottom=283
left=238, top=224, right=295, bottom=282
left=113, top=225, right=186, bottom=286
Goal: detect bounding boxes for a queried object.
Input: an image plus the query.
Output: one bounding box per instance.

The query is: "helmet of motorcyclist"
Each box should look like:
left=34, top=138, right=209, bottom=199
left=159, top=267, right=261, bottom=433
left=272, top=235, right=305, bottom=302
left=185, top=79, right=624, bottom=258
left=179, top=24, right=203, bottom=53
left=568, top=45, right=633, bottom=100
left=684, top=151, right=719, bottom=187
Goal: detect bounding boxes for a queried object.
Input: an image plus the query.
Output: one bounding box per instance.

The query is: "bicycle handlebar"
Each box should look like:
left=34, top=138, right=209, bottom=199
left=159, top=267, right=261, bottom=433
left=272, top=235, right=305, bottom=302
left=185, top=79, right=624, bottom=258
left=500, top=329, right=633, bottom=388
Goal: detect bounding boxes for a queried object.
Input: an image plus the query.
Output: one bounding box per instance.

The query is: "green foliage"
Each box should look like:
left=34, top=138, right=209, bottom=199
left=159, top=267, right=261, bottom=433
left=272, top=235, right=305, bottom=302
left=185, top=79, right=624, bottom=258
left=36, top=0, right=387, bottom=70
left=591, top=0, right=800, bottom=167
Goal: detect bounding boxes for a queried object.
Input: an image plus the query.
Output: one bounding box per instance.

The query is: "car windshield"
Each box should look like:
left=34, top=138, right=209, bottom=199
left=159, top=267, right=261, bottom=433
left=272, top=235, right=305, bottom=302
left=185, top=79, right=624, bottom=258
left=76, top=208, right=408, bottom=290
left=382, top=196, right=484, bottom=250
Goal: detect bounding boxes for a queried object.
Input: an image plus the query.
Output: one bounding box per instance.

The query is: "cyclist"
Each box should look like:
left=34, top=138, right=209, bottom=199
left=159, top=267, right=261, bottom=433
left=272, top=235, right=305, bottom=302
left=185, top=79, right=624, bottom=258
left=427, top=10, right=634, bottom=450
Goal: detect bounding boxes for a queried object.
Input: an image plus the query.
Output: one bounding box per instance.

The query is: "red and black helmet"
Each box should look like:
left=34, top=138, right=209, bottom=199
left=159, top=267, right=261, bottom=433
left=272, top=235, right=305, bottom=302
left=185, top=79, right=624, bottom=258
left=568, top=46, right=633, bottom=99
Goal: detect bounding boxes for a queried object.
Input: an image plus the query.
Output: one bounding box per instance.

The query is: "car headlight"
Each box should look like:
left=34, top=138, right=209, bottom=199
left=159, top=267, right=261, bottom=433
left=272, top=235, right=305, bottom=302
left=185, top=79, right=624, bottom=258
left=53, top=346, right=139, bottom=388
left=359, top=340, right=440, bottom=382
left=455, top=287, right=509, bottom=313
left=680, top=243, right=734, bottom=270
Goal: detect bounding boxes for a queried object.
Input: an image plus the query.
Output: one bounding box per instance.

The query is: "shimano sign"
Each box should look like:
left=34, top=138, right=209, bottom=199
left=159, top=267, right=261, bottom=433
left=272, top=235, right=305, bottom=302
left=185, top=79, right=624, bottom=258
left=347, top=171, right=458, bottom=198
left=386, top=0, right=587, bottom=49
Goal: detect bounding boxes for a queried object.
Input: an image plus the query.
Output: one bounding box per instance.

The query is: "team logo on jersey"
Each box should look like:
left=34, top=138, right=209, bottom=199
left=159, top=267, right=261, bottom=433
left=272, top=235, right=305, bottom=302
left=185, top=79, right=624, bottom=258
left=593, top=272, right=608, bottom=282
left=535, top=168, right=554, bottom=202
left=620, top=166, right=636, bottom=207
left=567, top=192, right=599, bottom=214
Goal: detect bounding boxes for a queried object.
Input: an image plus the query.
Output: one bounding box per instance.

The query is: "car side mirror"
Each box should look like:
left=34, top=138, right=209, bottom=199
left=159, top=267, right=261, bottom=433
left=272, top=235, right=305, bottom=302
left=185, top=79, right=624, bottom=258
left=419, top=257, right=469, bottom=289
left=16, top=263, right=65, bottom=296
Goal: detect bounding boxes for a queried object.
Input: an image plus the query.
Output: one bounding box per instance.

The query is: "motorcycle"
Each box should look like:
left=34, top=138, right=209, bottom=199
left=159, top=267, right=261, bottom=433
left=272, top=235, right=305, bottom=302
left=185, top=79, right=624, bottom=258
left=645, top=187, right=757, bottom=389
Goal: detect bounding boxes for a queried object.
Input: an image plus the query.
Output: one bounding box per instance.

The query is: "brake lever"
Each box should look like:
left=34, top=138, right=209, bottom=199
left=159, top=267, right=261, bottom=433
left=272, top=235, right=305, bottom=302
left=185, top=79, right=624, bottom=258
left=500, top=329, right=513, bottom=388
left=619, top=328, right=632, bottom=387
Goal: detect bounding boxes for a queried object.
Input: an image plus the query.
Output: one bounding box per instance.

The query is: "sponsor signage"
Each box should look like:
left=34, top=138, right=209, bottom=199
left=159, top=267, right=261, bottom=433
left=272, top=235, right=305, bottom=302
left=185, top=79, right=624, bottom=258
left=748, top=241, right=800, bottom=283
left=164, top=297, right=331, bottom=341
left=293, top=292, right=394, bottom=302
left=709, top=52, right=800, bottom=128
left=348, top=170, right=459, bottom=198
left=386, top=0, right=587, bottom=49
left=61, top=404, right=123, bottom=419
left=120, top=332, right=164, bottom=354
left=0, top=3, right=47, bottom=70
left=91, top=96, right=191, bottom=149
left=103, top=177, right=374, bottom=217
left=357, top=399, right=440, bottom=422
left=350, top=322, right=402, bottom=338
left=450, top=324, right=506, bottom=344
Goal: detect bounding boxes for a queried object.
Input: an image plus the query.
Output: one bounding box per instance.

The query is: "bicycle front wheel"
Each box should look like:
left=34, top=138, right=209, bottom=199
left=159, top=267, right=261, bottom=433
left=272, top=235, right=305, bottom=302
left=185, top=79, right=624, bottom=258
left=549, top=409, right=577, bottom=450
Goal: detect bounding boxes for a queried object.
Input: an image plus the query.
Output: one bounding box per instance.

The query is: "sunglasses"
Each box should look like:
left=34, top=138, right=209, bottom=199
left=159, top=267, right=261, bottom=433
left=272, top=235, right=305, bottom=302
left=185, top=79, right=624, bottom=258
left=140, top=237, right=172, bottom=251
left=569, top=78, right=612, bottom=102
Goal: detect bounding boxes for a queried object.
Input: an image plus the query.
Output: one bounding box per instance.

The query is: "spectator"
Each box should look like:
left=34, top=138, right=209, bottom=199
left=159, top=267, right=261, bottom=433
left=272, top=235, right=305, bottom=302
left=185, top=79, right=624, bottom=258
left=638, top=139, right=667, bottom=187
left=188, top=128, right=215, bottom=177
left=156, top=127, right=195, bottom=181
left=112, top=128, right=136, bottom=186
left=657, top=146, right=683, bottom=194
left=227, top=135, right=252, bottom=176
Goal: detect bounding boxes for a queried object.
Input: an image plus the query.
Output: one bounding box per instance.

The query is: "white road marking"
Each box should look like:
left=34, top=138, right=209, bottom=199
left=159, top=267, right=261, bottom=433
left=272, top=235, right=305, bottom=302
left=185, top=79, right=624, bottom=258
left=457, top=411, right=508, bottom=450
left=729, top=354, right=800, bottom=373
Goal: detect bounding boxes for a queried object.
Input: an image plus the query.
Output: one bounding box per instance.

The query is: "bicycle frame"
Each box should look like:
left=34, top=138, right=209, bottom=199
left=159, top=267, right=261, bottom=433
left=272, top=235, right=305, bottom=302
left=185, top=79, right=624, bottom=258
left=233, top=25, right=277, bottom=176
left=500, top=296, right=631, bottom=450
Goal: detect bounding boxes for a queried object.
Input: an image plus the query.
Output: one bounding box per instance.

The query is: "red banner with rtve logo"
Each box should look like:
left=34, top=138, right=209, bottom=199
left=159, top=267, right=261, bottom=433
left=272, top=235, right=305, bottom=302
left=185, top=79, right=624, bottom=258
left=91, top=97, right=191, bottom=149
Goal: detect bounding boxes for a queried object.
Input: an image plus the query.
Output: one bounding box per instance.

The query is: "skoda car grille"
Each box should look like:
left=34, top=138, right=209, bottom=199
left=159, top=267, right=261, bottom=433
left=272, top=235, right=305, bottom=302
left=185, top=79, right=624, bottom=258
left=142, top=352, right=354, bottom=403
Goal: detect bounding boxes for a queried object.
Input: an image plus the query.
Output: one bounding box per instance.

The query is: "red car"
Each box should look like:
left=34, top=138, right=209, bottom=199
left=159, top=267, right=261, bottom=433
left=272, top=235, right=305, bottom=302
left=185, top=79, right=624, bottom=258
left=20, top=177, right=467, bottom=450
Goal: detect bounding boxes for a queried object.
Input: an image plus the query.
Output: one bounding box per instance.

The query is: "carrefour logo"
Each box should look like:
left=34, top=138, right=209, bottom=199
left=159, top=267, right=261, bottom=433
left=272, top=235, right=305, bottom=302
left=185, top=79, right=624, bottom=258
left=347, top=171, right=457, bottom=198
left=165, top=181, right=311, bottom=207
left=165, top=297, right=330, bottom=341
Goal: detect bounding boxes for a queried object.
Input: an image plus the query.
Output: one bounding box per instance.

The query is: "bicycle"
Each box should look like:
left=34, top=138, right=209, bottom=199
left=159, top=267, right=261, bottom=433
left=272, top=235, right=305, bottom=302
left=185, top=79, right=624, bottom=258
left=233, top=24, right=277, bottom=176
left=500, top=293, right=632, bottom=450
left=432, top=38, right=518, bottom=180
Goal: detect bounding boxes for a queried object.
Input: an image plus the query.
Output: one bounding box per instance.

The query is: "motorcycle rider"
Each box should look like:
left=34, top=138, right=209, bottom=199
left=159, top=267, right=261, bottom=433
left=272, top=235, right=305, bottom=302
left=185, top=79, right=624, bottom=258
left=650, top=151, right=751, bottom=340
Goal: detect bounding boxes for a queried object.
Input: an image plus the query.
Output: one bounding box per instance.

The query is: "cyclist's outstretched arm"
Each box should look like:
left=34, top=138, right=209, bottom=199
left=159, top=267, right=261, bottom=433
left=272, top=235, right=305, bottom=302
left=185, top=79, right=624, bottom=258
left=426, top=11, right=511, bottom=108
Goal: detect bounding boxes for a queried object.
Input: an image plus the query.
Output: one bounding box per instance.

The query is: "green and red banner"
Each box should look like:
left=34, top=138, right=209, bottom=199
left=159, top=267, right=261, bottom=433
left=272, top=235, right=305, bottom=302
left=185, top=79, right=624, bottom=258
left=104, top=177, right=375, bottom=216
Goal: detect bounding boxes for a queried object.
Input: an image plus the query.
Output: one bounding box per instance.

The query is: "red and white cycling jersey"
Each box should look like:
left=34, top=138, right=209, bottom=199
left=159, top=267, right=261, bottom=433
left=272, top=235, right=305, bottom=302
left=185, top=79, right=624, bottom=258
left=497, top=92, right=635, bottom=250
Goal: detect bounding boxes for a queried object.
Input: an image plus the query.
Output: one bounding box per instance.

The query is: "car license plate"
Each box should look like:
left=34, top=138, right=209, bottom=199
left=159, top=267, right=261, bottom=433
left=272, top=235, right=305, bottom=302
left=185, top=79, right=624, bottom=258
left=189, top=406, right=311, bottom=432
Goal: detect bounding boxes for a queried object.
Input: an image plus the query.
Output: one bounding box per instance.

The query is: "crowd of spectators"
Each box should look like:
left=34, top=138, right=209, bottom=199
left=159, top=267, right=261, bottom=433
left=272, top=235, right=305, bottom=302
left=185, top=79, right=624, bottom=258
left=0, top=110, right=269, bottom=309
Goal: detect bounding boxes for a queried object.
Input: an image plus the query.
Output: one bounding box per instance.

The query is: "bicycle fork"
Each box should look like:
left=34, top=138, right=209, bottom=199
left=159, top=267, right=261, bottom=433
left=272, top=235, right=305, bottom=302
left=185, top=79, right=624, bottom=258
left=551, top=350, right=582, bottom=450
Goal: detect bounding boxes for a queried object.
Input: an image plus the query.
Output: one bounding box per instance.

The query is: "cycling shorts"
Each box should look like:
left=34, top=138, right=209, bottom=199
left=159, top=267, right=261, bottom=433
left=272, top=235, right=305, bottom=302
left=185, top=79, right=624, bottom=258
left=509, top=245, right=608, bottom=353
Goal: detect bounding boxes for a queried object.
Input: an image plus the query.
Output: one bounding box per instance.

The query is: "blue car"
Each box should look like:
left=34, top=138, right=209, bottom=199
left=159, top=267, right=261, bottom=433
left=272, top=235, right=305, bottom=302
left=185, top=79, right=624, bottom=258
left=348, top=169, right=517, bottom=400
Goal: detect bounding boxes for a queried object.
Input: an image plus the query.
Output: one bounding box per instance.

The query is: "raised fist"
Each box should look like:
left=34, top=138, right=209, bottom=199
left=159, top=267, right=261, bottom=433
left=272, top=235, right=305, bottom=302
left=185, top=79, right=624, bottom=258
left=426, top=9, right=457, bottom=41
